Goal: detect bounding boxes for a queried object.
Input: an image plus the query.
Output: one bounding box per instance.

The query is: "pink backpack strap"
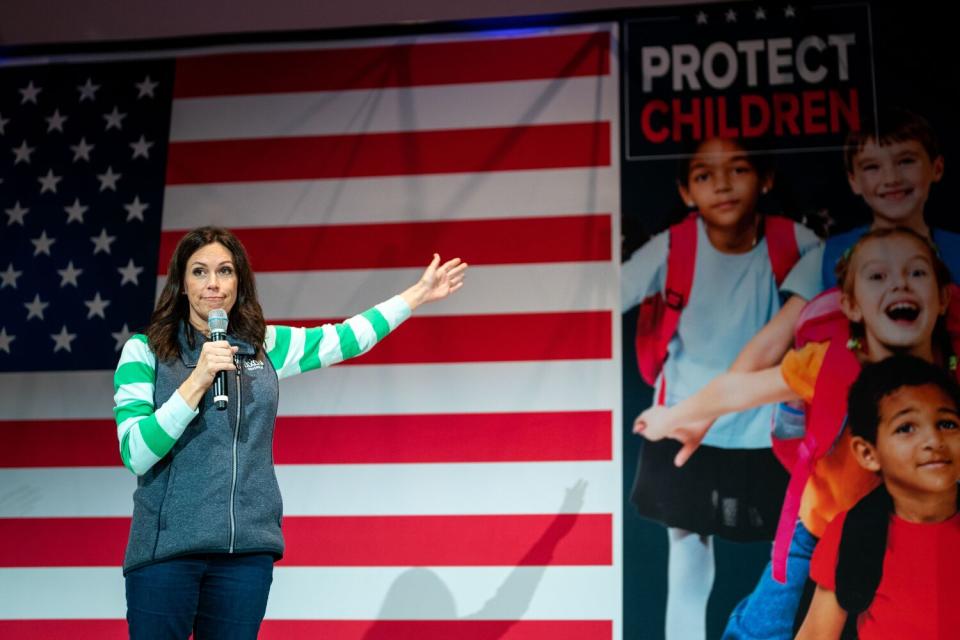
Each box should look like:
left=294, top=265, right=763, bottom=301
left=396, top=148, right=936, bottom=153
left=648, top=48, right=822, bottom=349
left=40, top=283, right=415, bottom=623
left=653, top=213, right=698, bottom=403
left=771, top=339, right=860, bottom=583
left=764, top=215, right=800, bottom=286
left=771, top=444, right=816, bottom=583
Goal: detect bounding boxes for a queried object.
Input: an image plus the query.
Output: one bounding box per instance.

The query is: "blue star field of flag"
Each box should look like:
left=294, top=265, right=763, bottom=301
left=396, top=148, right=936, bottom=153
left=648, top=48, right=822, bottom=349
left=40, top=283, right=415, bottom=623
left=0, top=59, right=174, bottom=371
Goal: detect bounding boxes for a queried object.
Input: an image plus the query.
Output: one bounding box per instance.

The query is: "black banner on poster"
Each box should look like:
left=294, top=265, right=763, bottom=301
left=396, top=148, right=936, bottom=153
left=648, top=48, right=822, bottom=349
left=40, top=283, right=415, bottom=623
left=624, top=2, right=875, bottom=160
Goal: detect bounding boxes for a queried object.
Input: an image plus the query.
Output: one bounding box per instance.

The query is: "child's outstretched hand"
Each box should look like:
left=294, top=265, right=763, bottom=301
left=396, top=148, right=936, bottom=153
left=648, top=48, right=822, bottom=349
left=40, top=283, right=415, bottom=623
left=632, top=405, right=672, bottom=440
left=633, top=408, right=713, bottom=467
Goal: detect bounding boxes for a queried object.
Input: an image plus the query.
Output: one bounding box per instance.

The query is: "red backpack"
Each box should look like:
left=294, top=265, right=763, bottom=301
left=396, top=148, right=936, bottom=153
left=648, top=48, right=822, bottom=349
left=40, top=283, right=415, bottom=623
left=768, top=283, right=960, bottom=582
left=634, top=213, right=800, bottom=403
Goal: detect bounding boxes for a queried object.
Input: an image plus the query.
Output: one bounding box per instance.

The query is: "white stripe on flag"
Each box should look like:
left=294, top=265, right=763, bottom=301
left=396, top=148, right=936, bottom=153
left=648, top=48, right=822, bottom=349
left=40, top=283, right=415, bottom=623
left=1, top=361, right=616, bottom=420
left=170, top=77, right=615, bottom=141
left=247, top=263, right=617, bottom=318
left=0, top=461, right=616, bottom=518
left=0, top=566, right=616, bottom=620
left=160, top=168, right=616, bottom=230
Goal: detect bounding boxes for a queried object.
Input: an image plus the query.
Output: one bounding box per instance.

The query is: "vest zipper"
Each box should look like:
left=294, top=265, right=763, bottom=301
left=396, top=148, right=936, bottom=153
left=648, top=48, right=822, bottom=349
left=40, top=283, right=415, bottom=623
left=229, top=358, right=242, bottom=553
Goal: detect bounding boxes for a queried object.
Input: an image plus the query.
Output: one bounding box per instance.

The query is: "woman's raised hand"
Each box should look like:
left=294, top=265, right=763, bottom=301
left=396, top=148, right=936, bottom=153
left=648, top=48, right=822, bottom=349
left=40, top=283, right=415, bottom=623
left=401, top=254, right=468, bottom=310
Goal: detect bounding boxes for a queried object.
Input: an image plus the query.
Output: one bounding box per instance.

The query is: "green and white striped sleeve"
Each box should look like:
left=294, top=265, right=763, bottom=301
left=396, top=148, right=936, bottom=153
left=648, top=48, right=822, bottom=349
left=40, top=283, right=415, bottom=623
left=113, top=334, right=199, bottom=476
left=265, top=294, right=412, bottom=380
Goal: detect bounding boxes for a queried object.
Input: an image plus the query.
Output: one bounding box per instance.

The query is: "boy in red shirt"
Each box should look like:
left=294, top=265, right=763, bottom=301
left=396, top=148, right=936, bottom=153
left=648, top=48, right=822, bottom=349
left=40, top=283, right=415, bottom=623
left=797, top=355, right=960, bottom=639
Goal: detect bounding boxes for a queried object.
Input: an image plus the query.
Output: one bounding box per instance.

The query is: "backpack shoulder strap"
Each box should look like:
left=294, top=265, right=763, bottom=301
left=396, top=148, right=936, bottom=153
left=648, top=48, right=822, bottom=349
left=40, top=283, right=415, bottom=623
left=659, top=212, right=698, bottom=347
left=771, top=339, right=860, bottom=583
left=764, top=215, right=800, bottom=286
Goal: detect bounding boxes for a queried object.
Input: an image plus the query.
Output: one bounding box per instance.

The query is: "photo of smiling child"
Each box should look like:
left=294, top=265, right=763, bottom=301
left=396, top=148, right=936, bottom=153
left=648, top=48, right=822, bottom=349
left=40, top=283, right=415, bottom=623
left=730, top=107, right=960, bottom=376
left=621, top=137, right=819, bottom=640
left=796, top=355, right=960, bottom=639
left=634, top=226, right=959, bottom=639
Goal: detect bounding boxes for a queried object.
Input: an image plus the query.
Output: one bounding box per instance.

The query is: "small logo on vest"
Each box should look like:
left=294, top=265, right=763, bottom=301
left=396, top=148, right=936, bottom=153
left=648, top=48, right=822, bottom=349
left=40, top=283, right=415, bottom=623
left=244, top=359, right=265, bottom=371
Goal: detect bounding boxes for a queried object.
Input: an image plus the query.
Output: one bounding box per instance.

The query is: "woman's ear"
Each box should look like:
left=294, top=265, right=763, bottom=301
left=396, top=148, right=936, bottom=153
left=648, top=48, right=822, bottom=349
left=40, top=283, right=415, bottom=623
left=677, top=184, right=695, bottom=209
left=851, top=436, right=882, bottom=473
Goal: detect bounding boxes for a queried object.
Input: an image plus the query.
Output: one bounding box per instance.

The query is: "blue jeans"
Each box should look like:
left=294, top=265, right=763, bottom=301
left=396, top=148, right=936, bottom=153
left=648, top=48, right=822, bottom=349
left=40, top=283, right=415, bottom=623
left=722, top=521, right=819, bottom=640
left=126, top=553, right=274, bottom=640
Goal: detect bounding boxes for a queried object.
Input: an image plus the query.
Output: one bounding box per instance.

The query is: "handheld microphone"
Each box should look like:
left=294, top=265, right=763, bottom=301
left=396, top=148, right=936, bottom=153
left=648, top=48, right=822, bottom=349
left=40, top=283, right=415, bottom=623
left=208, top=309, right=229, bottom=411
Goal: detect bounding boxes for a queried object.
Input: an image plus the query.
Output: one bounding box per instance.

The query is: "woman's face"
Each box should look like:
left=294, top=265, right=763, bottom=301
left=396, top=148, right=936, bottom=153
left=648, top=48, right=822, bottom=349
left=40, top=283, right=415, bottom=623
left=182, top=241, right=238, bottom=333
left=842, top=234, right=948, bottom=362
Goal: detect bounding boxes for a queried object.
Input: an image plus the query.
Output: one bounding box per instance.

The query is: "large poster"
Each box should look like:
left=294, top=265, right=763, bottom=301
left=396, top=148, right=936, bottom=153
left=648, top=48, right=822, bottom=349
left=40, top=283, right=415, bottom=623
left=621, top=2, right=959, bottom=639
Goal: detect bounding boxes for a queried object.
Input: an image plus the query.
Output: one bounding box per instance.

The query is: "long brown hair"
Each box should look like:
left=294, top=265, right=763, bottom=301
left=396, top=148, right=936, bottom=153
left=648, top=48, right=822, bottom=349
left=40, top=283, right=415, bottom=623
left=146, top=227, right=266, bottom=360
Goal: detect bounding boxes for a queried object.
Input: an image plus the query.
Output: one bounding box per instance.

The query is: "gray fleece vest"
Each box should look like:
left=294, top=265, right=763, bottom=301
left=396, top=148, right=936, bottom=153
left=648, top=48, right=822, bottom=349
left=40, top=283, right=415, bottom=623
left=123, top=326, right=282, bottom=573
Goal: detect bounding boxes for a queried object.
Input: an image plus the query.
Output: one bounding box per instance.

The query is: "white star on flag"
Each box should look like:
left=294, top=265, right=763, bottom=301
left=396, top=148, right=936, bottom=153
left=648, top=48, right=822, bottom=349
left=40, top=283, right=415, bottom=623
left=70, top=137, right=94, bottom=162
left=45, top=109, right=68, bottom=133
left=136, top=76, right=159, bottom=98
left=12, top=140, right=34, bottom=165
left=0, top=328, right=14, bottom=354
left=38, top=169, right=63, bottom=194
left=124, top=196, right=149, bottom=221
left=785, top=5, right=796, bottom=18
left=19, top=81, right=42, bottom=105
left=96, top=166, right=121, bottom=191
left=103, top=106, right=127, bottom=131
left=90, top=228, right=116, bottom=255
left=5, top=201, right=29, bottom=226
left=726, top=9, right=737, bottom=22
left=755, top=7, right=767, bottom=20
left=0, top=264, right=22, bottom=289
left=130, top=135, right=154, bottom=159
left=50, top=326, right=77, bottom=353
left=111, top=324, right=134, bottom=351
left=24, top=294, right=49, bottom=321
left=696, top=11, right=708, bottom=24
left=64, top=198, right=88, bottom=224
left=118, top=259, right=144, bottom=286
left=84, top=292, right=111, bottom=319
left=0, top=113, right=9, bottom=134
left=77, top=78, right=100, bottom=102
left=31, top=231, right=56, bottom=256
left=57, top=261, right=84, bottom=287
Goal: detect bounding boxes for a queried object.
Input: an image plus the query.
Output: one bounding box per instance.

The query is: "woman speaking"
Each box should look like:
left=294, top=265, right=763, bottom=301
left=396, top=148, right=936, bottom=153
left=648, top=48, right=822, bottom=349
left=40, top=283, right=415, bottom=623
left=113, top=226, right=467, bottom=639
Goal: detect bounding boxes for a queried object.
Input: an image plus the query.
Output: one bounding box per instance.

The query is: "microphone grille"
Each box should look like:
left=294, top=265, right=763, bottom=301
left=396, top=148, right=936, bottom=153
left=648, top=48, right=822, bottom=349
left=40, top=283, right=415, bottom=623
left=207, top=309, right=229, bottom=335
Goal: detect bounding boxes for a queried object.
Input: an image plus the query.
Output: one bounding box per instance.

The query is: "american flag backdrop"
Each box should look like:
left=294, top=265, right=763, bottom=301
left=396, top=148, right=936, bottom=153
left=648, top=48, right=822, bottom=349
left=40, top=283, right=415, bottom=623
left=0, top=23, right=621, bottom=638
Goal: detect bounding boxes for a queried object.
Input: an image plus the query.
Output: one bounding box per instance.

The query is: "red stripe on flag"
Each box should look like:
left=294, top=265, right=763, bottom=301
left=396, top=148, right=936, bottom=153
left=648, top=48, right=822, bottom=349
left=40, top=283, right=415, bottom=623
left=282, top=514, right=613, bottom=566
left=0, top=621, right=126, bottom=640
left=260, top=620, right=614, bottom=640
left=0, top=619, right=613, bottom=640
left=2, top=419, right=119, bottom=468
left=275, top=311, right=613, bottom=364
left=165, top=122, right=611, bottom=184
left=174, top=32, right=610, bottom=97
left=0, top=515, right=611, bottom=567
left=158, top=215, right=612, bottom=272
left=0, top=518, right=130, bottom=566
left=0, top=411, right=610, bottom=468
left=273, top=411, right=612, bottom=464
